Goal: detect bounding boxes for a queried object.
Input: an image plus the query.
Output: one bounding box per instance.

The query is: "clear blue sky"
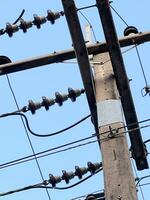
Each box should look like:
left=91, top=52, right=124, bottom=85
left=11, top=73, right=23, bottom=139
left=0, top=0, right=149, bottom=199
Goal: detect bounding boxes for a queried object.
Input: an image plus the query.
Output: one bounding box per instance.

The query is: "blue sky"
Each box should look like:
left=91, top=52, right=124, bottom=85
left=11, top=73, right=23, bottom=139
left=0, top=0, right=150, bottom=199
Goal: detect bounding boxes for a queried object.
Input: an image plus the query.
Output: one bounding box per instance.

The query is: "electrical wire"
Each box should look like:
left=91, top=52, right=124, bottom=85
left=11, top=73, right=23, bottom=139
left=77, top=4, right=96, bottom=12
left=0, top=118, right=149, bottom=170
left=134, top=45, right=149, bottom=87
left=13, top=9, right=25, bottom=24
left=110, top=5, right=128, bottom=26
left=109, top=5, right=149, bottom=94
left=136, top=175, right=150, bottom=187
left=0, top=168, right=102, bottom=197
left=0, top=137, right=98, bottom=170
left=0, top=112, right=91, bottom=137
left=5, top=75, right=51, bottom=200
left=78, top=10, right=97, bottom=43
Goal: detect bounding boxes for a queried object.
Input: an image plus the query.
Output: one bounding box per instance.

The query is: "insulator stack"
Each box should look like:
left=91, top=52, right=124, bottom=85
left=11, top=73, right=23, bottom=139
left=3, top=9, right=63, bottom=37
left=47, top=162, right=102, bottom=187
left=22, top=88, right=85, bottom=114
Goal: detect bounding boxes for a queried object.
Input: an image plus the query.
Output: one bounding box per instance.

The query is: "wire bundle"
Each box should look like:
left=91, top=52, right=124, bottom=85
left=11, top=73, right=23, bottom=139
left=0, top=10, right=64, bottom=37
left=22, top=88, right=85, bottom=114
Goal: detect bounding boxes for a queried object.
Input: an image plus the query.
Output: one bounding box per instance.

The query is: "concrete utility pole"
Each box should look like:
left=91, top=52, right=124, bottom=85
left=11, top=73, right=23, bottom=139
left=93, top=53, right=138, bottom=200
left=85, top=23, right=138, bottom=200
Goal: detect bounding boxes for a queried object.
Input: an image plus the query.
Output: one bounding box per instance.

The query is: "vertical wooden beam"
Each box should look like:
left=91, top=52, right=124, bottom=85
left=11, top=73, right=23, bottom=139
left=61, top=0, right=98, bottom=132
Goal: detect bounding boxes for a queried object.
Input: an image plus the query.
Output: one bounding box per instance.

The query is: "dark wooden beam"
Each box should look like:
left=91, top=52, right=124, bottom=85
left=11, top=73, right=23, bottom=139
left=61, top=0, right=98, bottom=132
left=96, top=0, right=148, bottom=170
left=0, top=31, right=150, bottom=75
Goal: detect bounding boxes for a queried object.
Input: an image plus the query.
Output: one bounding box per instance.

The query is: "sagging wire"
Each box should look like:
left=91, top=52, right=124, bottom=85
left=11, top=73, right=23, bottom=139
left=0, top=112, right=91, bottom=137
left=0, top=163, right=102, bottom=197
left=0, top=118, right=149, bottom=170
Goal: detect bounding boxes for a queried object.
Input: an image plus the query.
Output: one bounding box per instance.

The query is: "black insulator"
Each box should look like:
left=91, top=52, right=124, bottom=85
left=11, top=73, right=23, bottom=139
left=33, top=14, right=47, bottom=29
left=47, top=10, right=55, bottom=24
left=5, top=23, right=19, bottom=37
left=124, top=26, right=138, bottom=36
left=62, top=170, right=75, bottom=184
left=19, top=19, right=33, bottom=33
left=68, top=88, right=85, bottom=102
left=55, top=92, right=68, bottom=106
left=42, top=96, right=55, bottom=111
left=28, top=100, right=41, bottom=114
left=87, top=162, right=101, bottom=175
left=49, top=174, right=61, bottom=187
left=75, top=166, right=88, bottom=179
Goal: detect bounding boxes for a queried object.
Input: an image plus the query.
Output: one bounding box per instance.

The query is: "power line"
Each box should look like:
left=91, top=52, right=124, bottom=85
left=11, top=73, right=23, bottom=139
left=0, top=118, right=150, bottom=170
left=78, top=10, right=97, bottom=43
left=110, top=5, right=128, bottom=26
left=5, top=75, right=52, bottom=200
left=0, top=112, right=91, bottom=137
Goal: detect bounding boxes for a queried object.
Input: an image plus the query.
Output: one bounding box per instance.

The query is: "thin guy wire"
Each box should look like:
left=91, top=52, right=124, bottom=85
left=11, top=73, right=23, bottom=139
left=110, top=5, right=128, bottom=26
left=135, top=45, right=149, bottom=86
left=78, top=10, right=97, bottom=42
left=5, top=75, right=51, bottom=200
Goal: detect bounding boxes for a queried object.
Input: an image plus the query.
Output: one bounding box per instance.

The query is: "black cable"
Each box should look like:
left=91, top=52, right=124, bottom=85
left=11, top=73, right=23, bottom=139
left=0, top=114, right=149, bottom=170
left=0, top=112, right=91, bottom=137
left=5, top=75, right=51, bottom=200
left=1, top=121, right=150, bottom=170
left=0, top=9, right=25, bottom=36
left=0, top=183, right=44, bottom=197
left=13, top=9, right=25, bottom=24
left=0, top=139, right=98, bottom=170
